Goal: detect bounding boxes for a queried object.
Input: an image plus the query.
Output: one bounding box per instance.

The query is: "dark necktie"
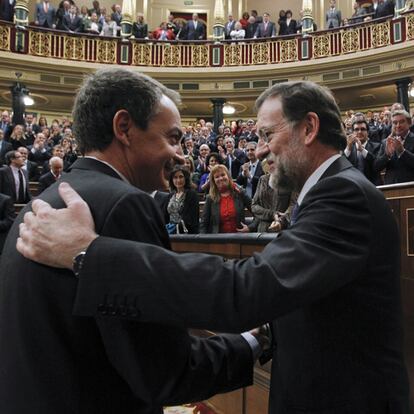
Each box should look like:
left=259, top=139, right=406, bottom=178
left=18, top=169, right=25, bottom=203
left=290, top=202, right=300, bottom=226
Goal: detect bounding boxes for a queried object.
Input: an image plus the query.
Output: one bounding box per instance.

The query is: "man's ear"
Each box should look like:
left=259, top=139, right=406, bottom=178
left=113, top=110, right=133, bottom=147
left=303, top=112, right=319, bottom=146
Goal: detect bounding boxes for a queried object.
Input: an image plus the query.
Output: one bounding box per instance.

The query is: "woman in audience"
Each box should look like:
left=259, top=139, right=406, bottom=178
left=239, top=12, right=250, bottom=29
left=198, top=152, right=221, bottom=193
left=166, top=165, right=199, bottom=234
left=61, top=137, right=78, bottom=165
left=38, top=116, right=48, bottom=128
left=230, top=21, right=245, bottom=40
left=9, top=125, right=28, bottom=150
left=183, top=155, right=199, bottom=190
left=132, top=13, right=148, bottom=39
left=100, top=14, right=117, bottom=36
left=200, top=164, right=251, bottom=233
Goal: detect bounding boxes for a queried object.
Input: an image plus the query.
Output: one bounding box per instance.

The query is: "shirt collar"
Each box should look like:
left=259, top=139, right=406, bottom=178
left=297, top=153, right=341, bottom=205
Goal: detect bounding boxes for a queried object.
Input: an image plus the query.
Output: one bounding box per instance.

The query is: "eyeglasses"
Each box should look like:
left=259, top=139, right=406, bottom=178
left=353, top=128, right=367, bottom=132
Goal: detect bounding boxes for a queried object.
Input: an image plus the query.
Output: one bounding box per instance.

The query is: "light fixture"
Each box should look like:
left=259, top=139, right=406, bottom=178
left=410, top=84, right=414, bottom=98
left=222, top=104, right=236, bottom=115
left=23, top=95, right=34, bottom=106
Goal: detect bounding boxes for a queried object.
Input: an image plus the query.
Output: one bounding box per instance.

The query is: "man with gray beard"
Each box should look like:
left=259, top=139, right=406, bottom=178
left=17, top=81, right=409, bottom=413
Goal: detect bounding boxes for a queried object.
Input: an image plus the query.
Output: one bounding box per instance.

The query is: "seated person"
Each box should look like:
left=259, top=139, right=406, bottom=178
left=166, top=165, right=199, bottom=234
left=200, top=164, right=252, bottom=234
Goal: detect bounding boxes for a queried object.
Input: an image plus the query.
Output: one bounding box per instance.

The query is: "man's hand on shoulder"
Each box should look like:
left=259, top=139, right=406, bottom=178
left=17, top=182, right=98, bottom=270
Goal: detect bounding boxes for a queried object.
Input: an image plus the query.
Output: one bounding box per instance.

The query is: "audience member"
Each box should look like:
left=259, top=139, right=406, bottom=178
left=18, top=146, right=39, bottom=181
left=326, top=0, right=341, bottom=28
left=230, top=21, right=245, bottom=40
left=55, top=0, right=71, bottom=30
left=254, top=12, right=276, bottom=38
left=0, top=0, right=15, bottom=22
left=166, top=165, right=199, bottom=234
left=194, top=143, right=210, bottom=174
left=220, top=136, right=247, bottom=179
left=350, top=2, right=367, bottom=23
left=9, top=125, right=28, bottom=150
left=100, top=13, right=117, bottom=36
left=0, top=150, right=31, bottom=203
left=184, top=13, right=205, bottom=40
left=224, top=14, right=236, bottom=39
left=0, top=129, right=12, bottom=166
left=236, top=142, right=264, bottom=198
left=374, top=0, right=394, bottom=18
left=344, top=118, right=381, bottom=185
left=239, top=12, right=250, bottom=29
left=110, top=4, right=122, bottom=27
left=278, top=9, right=296, bottom=35
left=88, top=0, right=100, bottom=16
left=132, top=13, right=148, bottom=38
left=0, top=110, right=12, bottom=141
left=153, top=22, right=175, bottom=40
left=198, top=152, right=221, bottom=193
left=84, top=11, right=101, bottom=34
left=27, top=133, right=51, bottom=164
left=35, top=0, right=56, bottom=28
left=183, top=155, right=200, bottom=190
left=38, top=156, right=64, bottom=194
left=63, top=4, right=82, bottom=32
left=245, top=16, right=257, bottom=38
left=374, top=109, right=414, bottom=184
left=200, top=164, right=251, bottom=233
left=166, top=13, right=178, bottom=35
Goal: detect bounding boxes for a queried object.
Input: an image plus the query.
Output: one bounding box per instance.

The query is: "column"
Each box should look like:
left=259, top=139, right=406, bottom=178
left=395, top=78, right=411, bottom=112
left=211, top=98, right=226, bottom=133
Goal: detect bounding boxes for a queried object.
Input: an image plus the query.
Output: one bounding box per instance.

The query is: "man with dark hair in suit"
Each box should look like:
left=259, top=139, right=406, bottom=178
left=254, top=12, right=276, bottom=38
left=236, top=141, right=264, bottom=198
left=220, top=136, right=246, bottom=179
left=0, top=68, right=258, bottom=413
left=224, top=13, right=236, bottom=39
left=19, top=80, right=410, bottom=414
left=374, top=109, right=414, bottom=184
left=38, top=156, right=64, bottom=194
left=184, top=13, right=205, bottom=40
left=374, top=0, right=394, bottom=18
left=0, top=150, right=31, bottom=203
left=17, top=146, right=39, bottom=182
left=63, top=4, right=82, bottom=32
left=344, top=118, right=381, bottom=184
left=278, top=10, right=296, bottom=35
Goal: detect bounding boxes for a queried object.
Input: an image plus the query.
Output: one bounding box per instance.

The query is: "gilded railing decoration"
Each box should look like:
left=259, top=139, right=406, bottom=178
left=371, top=22, right=390, bottom=47
left=96, top=40, right=117, bottom=63
left=342, top=28, right=360, bottom=53
left=192, top=45, right=209, bottom=66
left=224, top=43, right=241, bottom=65
left=279, top=39, right=297, bottom=62
left=1, top=12, right=413, bottom=68
left=0, top=25, right=11, bottom=51
left=313, top=34, right=330, bottom=58
left=406, top=13, right=414, bottom=39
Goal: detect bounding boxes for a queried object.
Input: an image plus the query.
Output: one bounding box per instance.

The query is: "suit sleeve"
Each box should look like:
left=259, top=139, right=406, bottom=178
left=0, top=196, right=14, bottom=232
left=200, top=195, right=212, bottom=234
left=74, top=176, right=372, bottom=333
left=92, top=192, right=253, bottom=403
left=373, top=141, right=390, bottom=172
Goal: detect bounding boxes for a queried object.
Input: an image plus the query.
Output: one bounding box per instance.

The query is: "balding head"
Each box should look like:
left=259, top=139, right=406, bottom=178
left=49, top=156, right=64, bottom=176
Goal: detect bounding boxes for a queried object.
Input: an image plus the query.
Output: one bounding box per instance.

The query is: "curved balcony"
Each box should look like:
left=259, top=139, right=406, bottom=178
left=0, top=12, right=414, bottom=68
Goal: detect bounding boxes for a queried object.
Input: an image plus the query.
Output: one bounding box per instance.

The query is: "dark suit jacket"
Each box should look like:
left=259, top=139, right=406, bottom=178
left=74, top=156, right=409, bottom=413
left=0, top=193, right=14, bottom=253
left=25, top=159, right=39, bottom=181
left=345, top=140, right=381, bottom=185
left=375, top=0, right=394, bottom=18
left=184, top=20, right=205, bottom=40
left=245, top=22, right=258, bottom=38
left=374, top=132, right=414, bottom=184
left=0, top=157, right=253, bottom=413
left=0, top=140, right=12, bottom=166
left=132, top=22, right=148, bottom=38
left=62, top=13, right=82, bottom=31
left=236, top=161, right=264, bottom=197
left=200, top=189, right=251, bottom=233
left=224, top=20, right=236, bottom=39
left=38, top=171, right=60, bottom=193
left=153, top=190, right=169, bottom=223
left=254, top=21, right=276, bottom=37
left=35, top=2, right=56, bottom=27
left=0, top=0, right=15, bottom=22
left=278, top=19, right=297, bottom=35
left=0, top=165, right=31, bottom=203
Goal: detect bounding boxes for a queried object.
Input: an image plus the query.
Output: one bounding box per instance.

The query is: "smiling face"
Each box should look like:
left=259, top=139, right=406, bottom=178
left=172, top=170, right=185, bottom=191
left=392, top=114, right=410, bottom=137
left=213, top=169, right=230, bottom=191
left=125, top=95, right=183, bottom=191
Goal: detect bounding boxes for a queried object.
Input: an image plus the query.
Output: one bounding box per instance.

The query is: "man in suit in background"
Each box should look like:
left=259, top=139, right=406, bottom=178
left=0, top=193, right=14, bottom=254
left=0, top=150, right=31, bottom=203
left=374, top=109, right=414, bottom=184
left=254, top=12, right=276, bottom=38
left=344, top=118, right=381, bottom=184
left=38, top=156, right=63, bottom=194
left=0, top=0, right=15, bottom=22
left=0, top=129, right=12, bottom=166
left=35, top=0, right=56, bottom=28
left=236, top=141, right=264, bottom=198
left=0, top=110, right=12, bottom=141
left=17, top=146, right=39, bottom=182
left=0, top=68, right=258, bottom=413
left=278, top=10, right=296, bottom=35
left=184, top=13, right=205, bottom=40
left=19, top=80, right=410, bottom=414
left=325, top=0, right=341, bottom=28
left=63, top=4, right=82, bottom=32
left=374, top=0, right=394, bottom=18
left=224, top=14, right=236, bottom=39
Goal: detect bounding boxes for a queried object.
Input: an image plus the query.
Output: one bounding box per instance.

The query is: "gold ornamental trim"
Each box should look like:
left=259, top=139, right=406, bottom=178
left=132, top=42, right=152, bottom=66
left=371, top=22, right=390, bottom=48
left=279, top=39, right=297, bottom=62
left=313, top=34, right=330, bottom=58
left=29, top=31, right=51, bottom=57
left=224, top=43, right=241, bottom=66
left=406, top=13, right=414, bottom=40
left=0, top=25, right=11, bottom=51
left=341, top=28, right=360, bottom=54
left=96, top=39, right=117, bottom=63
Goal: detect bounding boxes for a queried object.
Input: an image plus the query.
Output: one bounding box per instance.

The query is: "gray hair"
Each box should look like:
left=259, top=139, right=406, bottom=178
left=255, top=81, right=346, bottom=151
left=72, top=68, right=181, bottom=154
left=391, top=109, right=411, bottom=123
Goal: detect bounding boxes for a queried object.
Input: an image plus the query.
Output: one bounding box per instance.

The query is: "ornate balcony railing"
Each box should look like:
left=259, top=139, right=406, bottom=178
left=1, top=11, right=414, bottom=68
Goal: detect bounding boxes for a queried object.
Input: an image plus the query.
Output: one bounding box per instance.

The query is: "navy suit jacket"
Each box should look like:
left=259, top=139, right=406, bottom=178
left=278, top=19, right=297, bottom=35
left=62, top=13, right=82, bottom=31
left=35, top=2, right=56, bottom=27
left=0, top=165, right=31, bottom=203
left=254, top=21, right=276, bottom=37
left=0, top=140, right=12, bottom=166
left=0, top=193, right=14, bottom=253
left=184, top=20, right=205, bottom=40
left=0, top=0, right=15, bottom=22
left=224, top=20, right=236, bottom=39
left=73, top=156, right=409, bottom=413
